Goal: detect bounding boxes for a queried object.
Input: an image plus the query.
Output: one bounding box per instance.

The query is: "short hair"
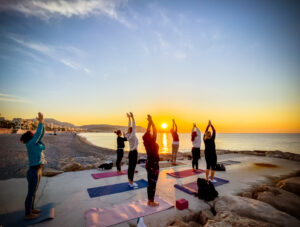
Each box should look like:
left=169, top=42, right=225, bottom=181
left=20, top=131, right=33, bottom=144
left=114, top=130, right=121, bottom=135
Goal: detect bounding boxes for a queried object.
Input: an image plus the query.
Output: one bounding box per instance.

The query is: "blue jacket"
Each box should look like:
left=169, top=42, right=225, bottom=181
left=26, top=123, right=46, bottom=166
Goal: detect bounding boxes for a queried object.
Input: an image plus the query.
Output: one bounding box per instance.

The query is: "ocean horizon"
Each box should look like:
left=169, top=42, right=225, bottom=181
left=79, top=132, right=300, bottom=155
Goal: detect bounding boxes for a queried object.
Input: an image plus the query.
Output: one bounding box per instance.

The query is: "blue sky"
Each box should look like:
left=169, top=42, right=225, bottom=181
left=0, top=0, right=299, bottom=132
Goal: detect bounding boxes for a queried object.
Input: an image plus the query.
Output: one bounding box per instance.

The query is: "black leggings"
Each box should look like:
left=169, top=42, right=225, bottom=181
left=146, top=161, right=159, bottom=202
left=25, top=166, right=42, bottom=215
left=116, top=149, right=124, bottom=171
left=128, top=150, right=138, bottom=181
left=192, top=147, right=200, bottom=169
left=205, top=151, right=217, bottom=170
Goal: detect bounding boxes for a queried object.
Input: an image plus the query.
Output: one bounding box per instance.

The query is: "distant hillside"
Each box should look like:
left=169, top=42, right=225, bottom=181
left=44, top=118, right=77, bottom=128
left=79, top=124, right=145, bottom=133
left=44, top=118, right=145, bottom=132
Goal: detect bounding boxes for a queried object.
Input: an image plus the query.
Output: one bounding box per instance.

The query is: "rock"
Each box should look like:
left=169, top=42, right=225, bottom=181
left=276, top=177, right=300, bottom=196
left=182, top=212, right=200, bottom=223
left=42, top=168, right=63, bottom=177
left=204, top=211, right=275, bottom=227
left=61, top=162, right=82, bottom=172
left=254, top=185, right=300, bottom=219
left=188, top=221, right=201, bottom=227
left=199, top=209, right=214, bottom=225
left=214, top=195, right=300, bottom=227
left=169, top=219, right=189, bottom=227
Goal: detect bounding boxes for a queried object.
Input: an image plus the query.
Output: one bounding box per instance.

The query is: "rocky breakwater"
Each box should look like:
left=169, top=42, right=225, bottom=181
left=167, top=175, right=300, bottom=227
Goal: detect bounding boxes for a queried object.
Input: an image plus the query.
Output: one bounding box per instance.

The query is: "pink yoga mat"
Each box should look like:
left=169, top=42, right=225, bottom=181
left=91, top=170, right=138, bottom=179
left=85, top=196, right=173, bottom=227
left=167, top=169, right=205, bottom=178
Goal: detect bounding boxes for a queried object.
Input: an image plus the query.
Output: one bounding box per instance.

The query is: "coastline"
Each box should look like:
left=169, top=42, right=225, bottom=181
left=0, top=133, right=299, bottom=180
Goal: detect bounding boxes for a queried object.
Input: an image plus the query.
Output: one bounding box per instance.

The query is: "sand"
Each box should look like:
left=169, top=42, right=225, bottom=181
left=0, top=133, right=115, bottom=180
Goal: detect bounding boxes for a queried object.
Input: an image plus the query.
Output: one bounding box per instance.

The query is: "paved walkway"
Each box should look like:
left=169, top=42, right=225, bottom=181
left=0, top=154, right=299, bottom=227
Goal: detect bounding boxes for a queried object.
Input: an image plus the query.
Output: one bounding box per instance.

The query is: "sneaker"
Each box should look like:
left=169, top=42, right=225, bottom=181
left=132, top=182, right=138, bottom=187
left=129, top=182, right=138, bottom=188
left=211, top=179, right=217, bottom=183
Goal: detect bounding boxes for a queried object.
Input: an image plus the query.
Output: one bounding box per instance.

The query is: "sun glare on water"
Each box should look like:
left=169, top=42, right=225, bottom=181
left=161, top=123, right=167, bottom=129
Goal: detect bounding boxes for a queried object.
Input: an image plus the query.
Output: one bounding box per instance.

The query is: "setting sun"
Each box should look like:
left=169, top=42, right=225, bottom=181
left=161, top=123, right=167, bottom=129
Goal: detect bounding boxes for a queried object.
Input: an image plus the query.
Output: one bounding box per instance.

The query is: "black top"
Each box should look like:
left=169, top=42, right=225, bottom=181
left=204, top=126, right=216, bottom=156
left=143, top=131, right=159, bottom=162
left=117, top=136, right=127, bottom=149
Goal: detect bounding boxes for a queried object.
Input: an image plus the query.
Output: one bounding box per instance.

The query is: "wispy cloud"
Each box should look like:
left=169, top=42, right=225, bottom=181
left=6, top=33, right=90, bottom=74
left=0, top=93, right=30, bottom=103
left=0, top=0, right=134, bottom=28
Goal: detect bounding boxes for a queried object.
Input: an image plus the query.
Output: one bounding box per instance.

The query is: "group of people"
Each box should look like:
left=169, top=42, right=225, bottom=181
left=20, top=112, right=217, bottom=220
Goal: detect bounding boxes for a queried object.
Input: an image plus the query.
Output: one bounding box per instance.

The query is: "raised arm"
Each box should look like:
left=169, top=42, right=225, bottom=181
left=191, top=123, right=196, bottom=133
left=211, top=124, right=216, bottom=139
left=127, top=113, right=131, bottom=128
left=130, top=112, right=136, bottom=134
left=196, top=126, right=200, bottom=136
left=174, top=120, right=177, bottom=133
left=28, top=112, right=44, bottom=145
left=152, top=120, right=157, bottom=140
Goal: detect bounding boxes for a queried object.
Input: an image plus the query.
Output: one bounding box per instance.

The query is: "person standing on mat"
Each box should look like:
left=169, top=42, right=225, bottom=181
left=125, top=112, right=138, bottom=187
left=114, top=129, right=127, bottom=174
left=191, top=123, right=201, bottom=171
left=170, top=119, right=179, bottom=165
left=203, top=120, right=217, bottom=182
left=20, top=112, right=47, bottom=220
left=143, top=115, right=160, bottom=207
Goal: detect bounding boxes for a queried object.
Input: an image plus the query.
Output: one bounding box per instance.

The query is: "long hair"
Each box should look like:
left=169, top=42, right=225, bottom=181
left=20, top=131, right=33, bottom=144
left=191, top=131, right=197, bottom=142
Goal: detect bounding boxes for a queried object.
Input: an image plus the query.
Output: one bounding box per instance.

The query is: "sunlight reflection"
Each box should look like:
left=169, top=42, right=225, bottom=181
left=161, top=133, right=169, bottom=153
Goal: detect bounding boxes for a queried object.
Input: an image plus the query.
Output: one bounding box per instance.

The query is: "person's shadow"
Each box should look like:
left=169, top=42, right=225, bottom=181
left=0, top=203, right=55, bottom=227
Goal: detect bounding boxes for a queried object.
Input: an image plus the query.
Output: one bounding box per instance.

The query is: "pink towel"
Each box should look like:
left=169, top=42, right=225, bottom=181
left=92, top=170, right=138, bottom=179
left=167, top=169, right=205, bottom=178
left=85, top=196, right=173, bottom=227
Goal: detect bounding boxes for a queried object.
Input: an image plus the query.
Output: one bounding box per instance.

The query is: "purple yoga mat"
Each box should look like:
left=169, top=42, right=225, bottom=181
left=91, top=170, right=138, bottom=179
left=167, top=169, right=205, bottom=178
left=85, top=196, right=173, bottom=227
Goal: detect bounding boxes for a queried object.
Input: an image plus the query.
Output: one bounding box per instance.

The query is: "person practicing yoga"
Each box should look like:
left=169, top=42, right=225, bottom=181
left=191, top=123, right=201, bottom=171
left=143, top=115, right=160, bottom=207
left=125, top=112, right=138, bottom=187
left=170, top=119, right=179, bottom=165
left=20, top=112, right=46, bottom=220
left=203, top=120, right=217, bottom=182
left=114, top=129, right=127, bottom=174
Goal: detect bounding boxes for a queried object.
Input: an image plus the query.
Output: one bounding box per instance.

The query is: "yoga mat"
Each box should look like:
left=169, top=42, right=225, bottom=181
left=92, top=170, right=138, bottom=179
left=219, top=160, right=241, bottom=166
left=85, top=196, right=173, bottom=227
left=167, top=169, right=205, bottom=178
left=87, top=179, right=148, bottom=198
left=0, top=203, right=55, bottom=227
left=174, top=177, right=229, bottom=194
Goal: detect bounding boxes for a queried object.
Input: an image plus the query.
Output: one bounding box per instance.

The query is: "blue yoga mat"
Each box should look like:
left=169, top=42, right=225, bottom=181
left=87, top=179, right=148, bottom=198
left=0, top=203, right=55, bottom=227
left=174, top=177, right=229, bottom=195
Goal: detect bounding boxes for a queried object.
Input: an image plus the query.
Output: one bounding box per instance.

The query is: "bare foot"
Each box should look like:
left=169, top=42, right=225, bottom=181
left=32, top=209, right=41, bottom=214
left=148, top=201, right=159, bottom=207
left=24, top=213, right=39, bottom=220
left=192, top=168, right=196, bottom=172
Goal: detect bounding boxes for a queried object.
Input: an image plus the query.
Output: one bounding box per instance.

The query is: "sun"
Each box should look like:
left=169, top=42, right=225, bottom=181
left=161, top=123, right=167, bottom=129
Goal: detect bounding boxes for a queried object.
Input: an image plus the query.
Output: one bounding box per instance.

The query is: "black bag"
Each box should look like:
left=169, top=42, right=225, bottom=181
left=137, top=157, right=146, bottom=164
left=215, top=163, right=226, bottom=171
left=98, top=161, right=113, bottom=170
left=197, top=178, right=218, bottom=201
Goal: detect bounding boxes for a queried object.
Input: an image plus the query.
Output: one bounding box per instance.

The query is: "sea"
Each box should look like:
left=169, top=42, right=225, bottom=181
left=79, top=132, right=300, bottom=155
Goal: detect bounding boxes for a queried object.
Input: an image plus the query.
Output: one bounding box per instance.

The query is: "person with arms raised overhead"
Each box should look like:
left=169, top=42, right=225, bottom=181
left=20, top=112, right=47, bottom=220
left=125, top=112, right=138, bottom=187
left=114, top=129, right=127, bottom=174
left=170, top=119, right=179, bottom=165
left=143, top=115, right=160, bottom=206
left=204, top=120, right=217, bottom=182
left=191, top=123, right=201, bottom=171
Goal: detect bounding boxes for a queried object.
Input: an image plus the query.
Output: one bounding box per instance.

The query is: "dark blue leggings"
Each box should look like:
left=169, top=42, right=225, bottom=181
left=25, top=167, right=42, bottom=215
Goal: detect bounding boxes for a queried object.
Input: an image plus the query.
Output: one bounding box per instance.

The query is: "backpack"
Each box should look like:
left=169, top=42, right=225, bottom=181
left=98, top=161, right=113, bottom=170
left=215, top=163, right=226, bottom=171
left=137, top=157, right=147, bottom=164
left=197, top=178, right=218, bottom=201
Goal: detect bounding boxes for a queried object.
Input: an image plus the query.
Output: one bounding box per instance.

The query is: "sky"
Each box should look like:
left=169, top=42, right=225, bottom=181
left=0, top=0, right=299, bottom=133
